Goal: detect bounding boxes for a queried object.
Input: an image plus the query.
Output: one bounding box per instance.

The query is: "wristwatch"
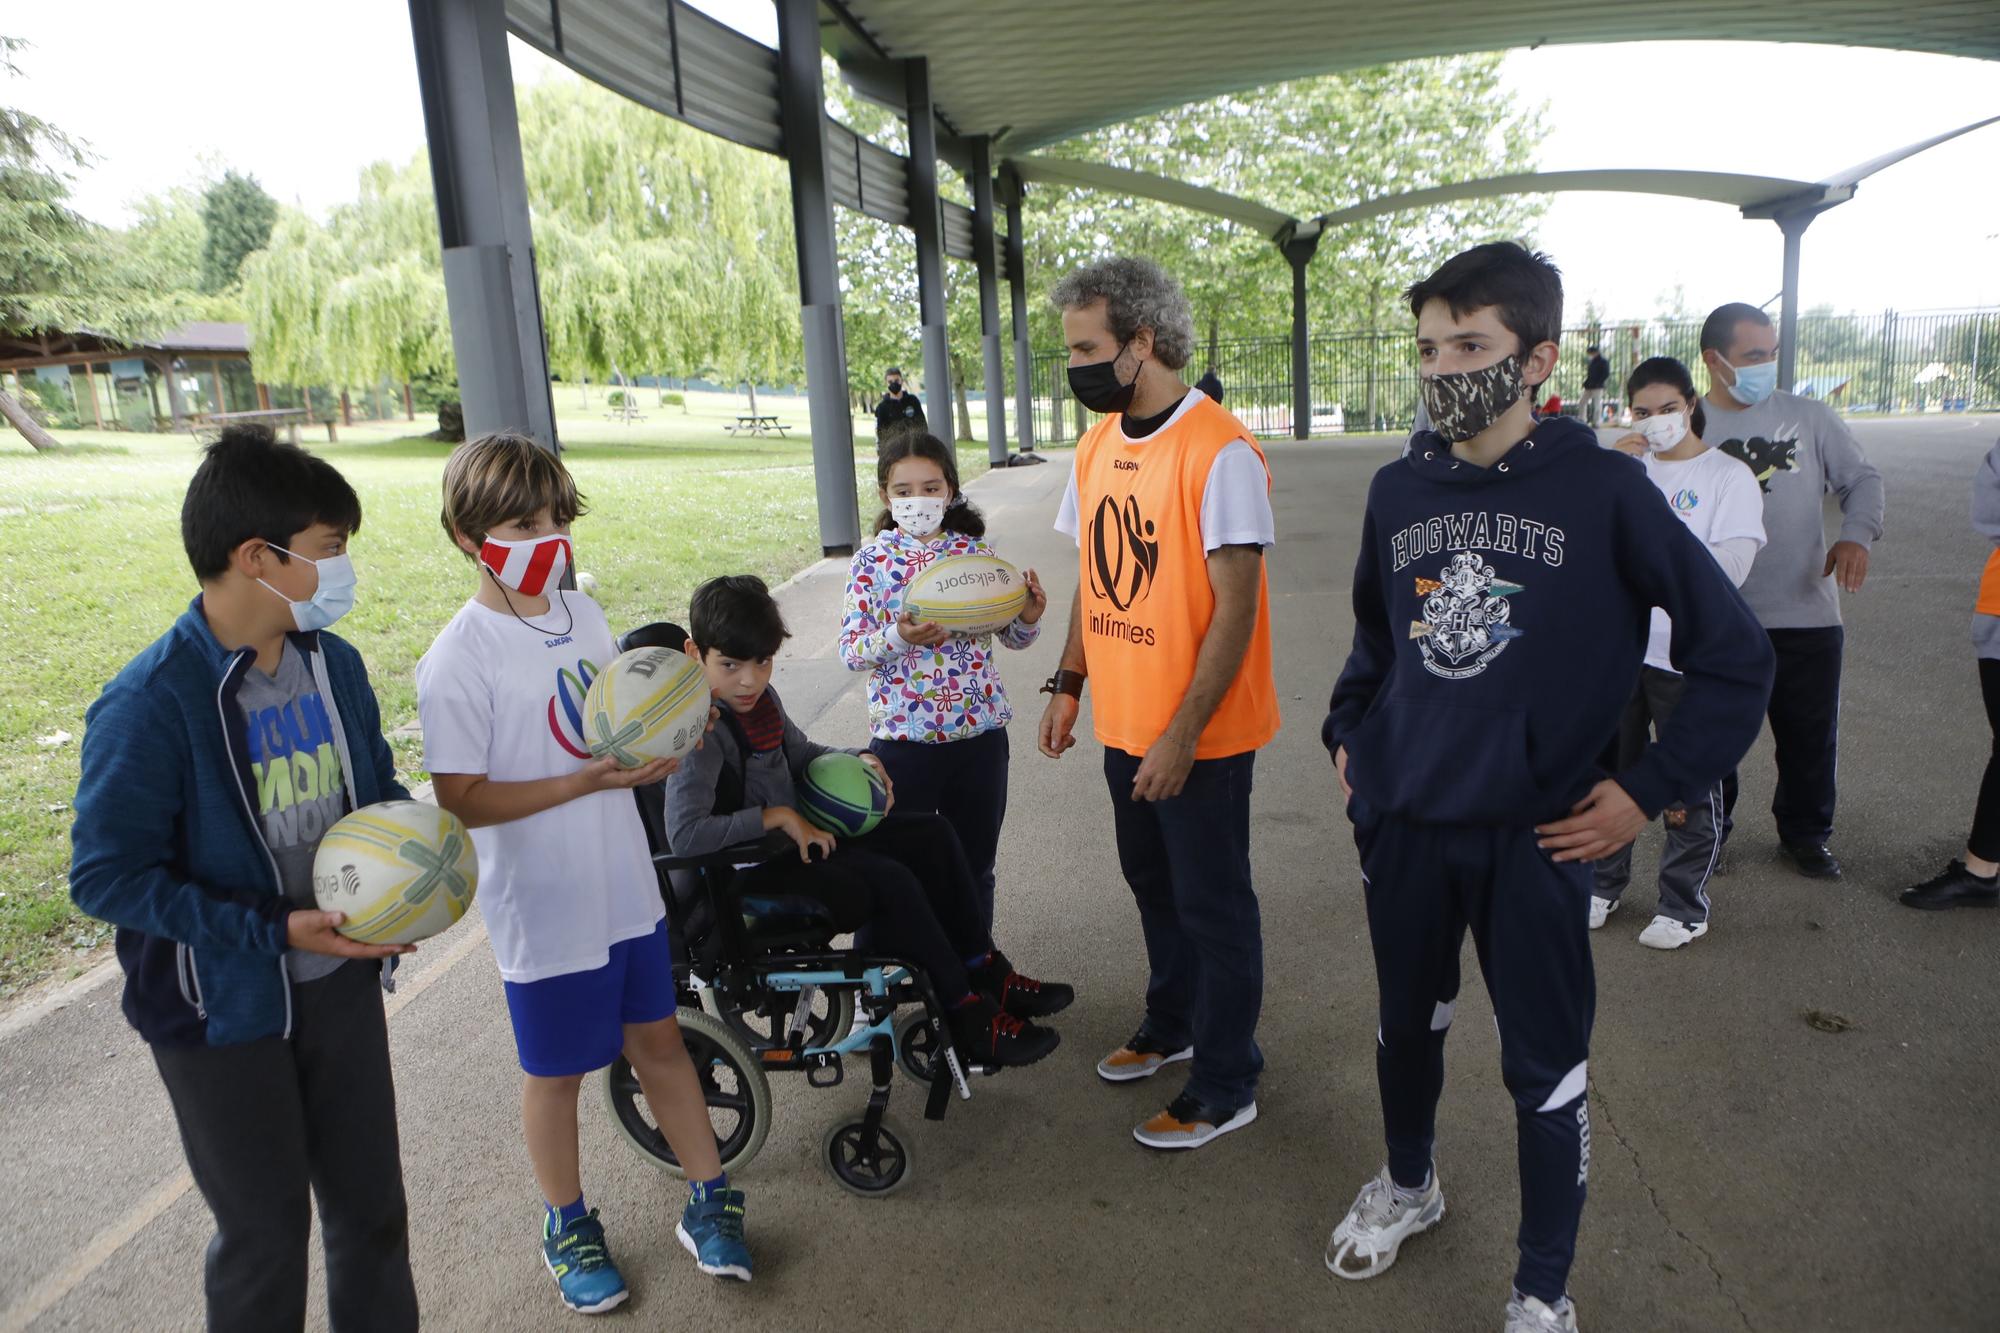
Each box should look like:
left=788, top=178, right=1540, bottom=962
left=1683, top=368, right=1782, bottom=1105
left=1040, top=669, right=1086, bottom=699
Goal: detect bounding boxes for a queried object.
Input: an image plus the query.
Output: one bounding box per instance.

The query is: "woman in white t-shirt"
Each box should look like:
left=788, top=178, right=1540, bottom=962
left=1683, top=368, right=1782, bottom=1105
left=1592, top=357, right=1767, bottom=950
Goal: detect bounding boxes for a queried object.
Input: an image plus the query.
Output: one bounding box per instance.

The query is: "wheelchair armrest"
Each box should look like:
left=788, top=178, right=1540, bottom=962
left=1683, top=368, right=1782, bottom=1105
left=651, top=829, right=791, bottom=873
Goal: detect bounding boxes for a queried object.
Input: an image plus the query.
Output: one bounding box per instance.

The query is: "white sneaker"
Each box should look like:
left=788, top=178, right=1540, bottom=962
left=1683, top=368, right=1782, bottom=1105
left=1587, top=896, right=1618, bottom=930
left=1325, top=1163, right=1444, bottom=1280
left=1505, top=1290, right=1579, bottom=1331
left=1637, top=915, right=1709, bottom=950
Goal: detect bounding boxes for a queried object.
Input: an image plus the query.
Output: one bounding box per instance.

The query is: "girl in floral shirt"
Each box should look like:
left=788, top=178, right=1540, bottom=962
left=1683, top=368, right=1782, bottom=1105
left=841, top=433, right=1046, bottom=929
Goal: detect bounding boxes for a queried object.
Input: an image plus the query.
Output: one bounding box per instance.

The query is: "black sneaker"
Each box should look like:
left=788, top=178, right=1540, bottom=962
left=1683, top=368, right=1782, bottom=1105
left=970, top=950, right=1075, bottom=1019
left=1780, top=841, right=1844, bottom=880
left=949, top=996, right=1060, bottom=1068
left=1900, top=860, right=1999, bottom=911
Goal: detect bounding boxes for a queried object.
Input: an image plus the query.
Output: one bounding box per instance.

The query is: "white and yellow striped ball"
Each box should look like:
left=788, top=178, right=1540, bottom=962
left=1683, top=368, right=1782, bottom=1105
left=902, top=554, right=1029, bottom=635
left=313, top=801, right=478, bottom=944
left=582, top=645, right=710, bottom=769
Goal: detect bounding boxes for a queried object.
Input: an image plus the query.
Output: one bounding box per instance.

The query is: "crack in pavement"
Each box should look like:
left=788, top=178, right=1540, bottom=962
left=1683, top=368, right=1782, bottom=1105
left=1592, top=1082, right=1753, bottom=1332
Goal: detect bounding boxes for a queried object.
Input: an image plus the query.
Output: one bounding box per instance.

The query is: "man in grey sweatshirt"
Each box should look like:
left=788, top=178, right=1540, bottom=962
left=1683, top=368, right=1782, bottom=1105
left=1698, top=302, right=1886, bottom=879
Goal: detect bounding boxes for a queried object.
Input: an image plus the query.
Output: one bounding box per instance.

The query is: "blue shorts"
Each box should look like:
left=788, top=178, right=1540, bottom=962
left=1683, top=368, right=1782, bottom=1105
left=501, top=917, right=677, bottom=1077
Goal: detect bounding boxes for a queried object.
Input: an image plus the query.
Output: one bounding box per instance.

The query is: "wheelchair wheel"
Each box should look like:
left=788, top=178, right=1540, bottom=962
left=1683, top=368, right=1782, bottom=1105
left=821, top=1113, right=914, bottom=1198
left=892, top=1008, right=943, bottom=1084
left=604, top=1009, right=771, bottom=1176
left=706, top=983, right=856, bottom=1054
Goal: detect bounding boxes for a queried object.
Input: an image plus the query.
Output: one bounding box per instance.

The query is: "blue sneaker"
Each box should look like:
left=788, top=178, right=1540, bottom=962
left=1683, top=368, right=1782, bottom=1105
left=677, top=1188, right=752, bottom=1281
left=542, top=1209, right=629, bottom=1314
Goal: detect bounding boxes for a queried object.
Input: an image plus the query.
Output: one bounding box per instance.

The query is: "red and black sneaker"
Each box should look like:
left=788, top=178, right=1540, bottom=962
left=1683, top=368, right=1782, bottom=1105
left=969, top=951, right=1075, bottom=1019
left=949, top=995, right=1060, bottom=1068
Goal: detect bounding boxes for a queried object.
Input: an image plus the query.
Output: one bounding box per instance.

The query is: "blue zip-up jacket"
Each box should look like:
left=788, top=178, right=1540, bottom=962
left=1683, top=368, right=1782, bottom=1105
left=1324, top=417, right=1774, bottom=826
left=69, top=598, right=408, bottom=1046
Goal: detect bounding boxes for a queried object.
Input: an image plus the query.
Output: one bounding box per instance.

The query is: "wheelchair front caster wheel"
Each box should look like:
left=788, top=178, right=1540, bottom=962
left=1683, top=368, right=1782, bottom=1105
left=821, top=1113, right=914, bottom=1197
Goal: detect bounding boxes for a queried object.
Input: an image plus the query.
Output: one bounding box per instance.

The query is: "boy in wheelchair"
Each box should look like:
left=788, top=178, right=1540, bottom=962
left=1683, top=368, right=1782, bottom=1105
left=663, top=575, right=1073, bottom=1069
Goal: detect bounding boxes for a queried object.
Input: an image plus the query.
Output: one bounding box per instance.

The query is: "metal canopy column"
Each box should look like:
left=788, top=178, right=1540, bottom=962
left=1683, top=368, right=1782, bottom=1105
left=1002, top=166, right=1035, bottom=455
left=905, top=57, right=954, bottom=444
left=969, top=137, right=1007, bottom=465
left=1774, top=211, right=1818, bottom=393
left=1281, top=227, right=1321, bottom=440
left=408, top=0, right=558, bottom=451
left=776, top=0, right=860, bottom=554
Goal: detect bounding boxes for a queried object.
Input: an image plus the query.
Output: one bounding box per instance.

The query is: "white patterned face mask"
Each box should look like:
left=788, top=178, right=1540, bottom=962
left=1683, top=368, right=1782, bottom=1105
left=891, top=496, right=948, bottom=537
left=1636, top=411, right=1689, bottom=453
left=1420, top=356, right=1525, bottom=443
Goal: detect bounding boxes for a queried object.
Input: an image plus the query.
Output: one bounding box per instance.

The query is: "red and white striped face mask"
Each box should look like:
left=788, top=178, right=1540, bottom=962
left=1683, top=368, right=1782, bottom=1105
left=479, top=533, right=572, bottom=596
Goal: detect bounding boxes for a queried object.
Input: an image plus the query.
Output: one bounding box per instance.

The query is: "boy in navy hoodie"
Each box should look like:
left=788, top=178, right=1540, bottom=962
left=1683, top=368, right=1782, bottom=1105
left=69, top=426, right=419, bottom=1331
left=1319, top=244, right=1772, bottom=1333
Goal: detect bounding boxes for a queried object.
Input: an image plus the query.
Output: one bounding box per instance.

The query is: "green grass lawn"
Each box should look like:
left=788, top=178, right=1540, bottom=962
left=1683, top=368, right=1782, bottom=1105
left=0, top=389, right=988, bottom=995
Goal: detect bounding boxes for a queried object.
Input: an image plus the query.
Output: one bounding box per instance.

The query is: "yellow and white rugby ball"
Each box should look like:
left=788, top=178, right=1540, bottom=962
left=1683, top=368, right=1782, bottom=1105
left=582, top=645, right=710, bottom=769
left=313, top=801, right=478, bottom=944
left=902, top=554, right=1029, bottom=635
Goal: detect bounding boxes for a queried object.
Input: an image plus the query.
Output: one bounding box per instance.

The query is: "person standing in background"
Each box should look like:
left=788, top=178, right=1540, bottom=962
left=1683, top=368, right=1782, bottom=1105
left=1582, top=345, right=1611, bottom=424
left=1699, top=302, right=1884, bottom=881
left=1901, top=436, right=2000, bottom=910
left=874, top=367, right=927, bottom=443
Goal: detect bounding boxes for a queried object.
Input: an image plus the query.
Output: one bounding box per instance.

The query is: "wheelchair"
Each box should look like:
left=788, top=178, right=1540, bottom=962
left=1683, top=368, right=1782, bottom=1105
left=600, top=622, right=977, bottom=1197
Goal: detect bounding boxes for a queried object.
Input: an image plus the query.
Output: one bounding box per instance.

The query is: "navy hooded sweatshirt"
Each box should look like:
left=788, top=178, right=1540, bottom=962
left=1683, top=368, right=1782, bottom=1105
left=1323, top=417, right=1774, bottom=826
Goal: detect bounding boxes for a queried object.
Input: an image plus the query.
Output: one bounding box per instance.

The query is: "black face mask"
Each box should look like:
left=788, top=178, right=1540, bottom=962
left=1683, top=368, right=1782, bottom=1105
left=1068, top=343, right=1139, bottom=415
left=887, top=381, right=902, bottom=393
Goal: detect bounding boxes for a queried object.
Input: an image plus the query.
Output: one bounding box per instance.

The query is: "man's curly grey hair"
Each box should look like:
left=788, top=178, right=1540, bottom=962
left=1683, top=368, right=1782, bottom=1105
left=1050, top=256, right=1196, bottom=371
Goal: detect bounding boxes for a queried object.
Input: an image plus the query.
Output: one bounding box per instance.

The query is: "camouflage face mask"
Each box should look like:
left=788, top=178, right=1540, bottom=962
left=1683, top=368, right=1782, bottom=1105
left=1421, top=355, right=1525, bottom=443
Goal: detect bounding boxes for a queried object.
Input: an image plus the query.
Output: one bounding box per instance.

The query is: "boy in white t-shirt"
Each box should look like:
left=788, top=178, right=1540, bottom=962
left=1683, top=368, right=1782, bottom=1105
left=416, top=434, right=751, bottom=1315
left=1595, top=358, right=1767, bottom=949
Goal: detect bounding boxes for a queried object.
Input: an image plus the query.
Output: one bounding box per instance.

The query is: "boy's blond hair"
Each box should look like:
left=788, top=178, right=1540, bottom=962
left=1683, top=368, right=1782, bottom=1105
left=439, top=432, right=587, bottom=555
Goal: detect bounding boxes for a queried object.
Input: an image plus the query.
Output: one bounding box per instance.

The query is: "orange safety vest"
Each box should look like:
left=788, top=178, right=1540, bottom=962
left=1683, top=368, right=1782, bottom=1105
left=1073, top=392, right=1279, bottom=759
left=1978, top=549, right=2000, bottom=616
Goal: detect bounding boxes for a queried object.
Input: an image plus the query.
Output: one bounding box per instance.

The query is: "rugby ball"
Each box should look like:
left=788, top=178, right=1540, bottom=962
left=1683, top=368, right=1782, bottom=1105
left=798, top=753, right=889, bottom=837
left=313, top=801, right=478, bottom=944
left=582, top=645, right=710, bottom=769
left=902, top=554, right=1029, bottom=635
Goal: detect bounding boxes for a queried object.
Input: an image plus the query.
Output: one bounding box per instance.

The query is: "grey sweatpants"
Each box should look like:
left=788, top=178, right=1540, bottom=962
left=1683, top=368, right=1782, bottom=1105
left=1594, top=667, right=1722, bottom=926
left=151, top=960, right=418, bottom=1333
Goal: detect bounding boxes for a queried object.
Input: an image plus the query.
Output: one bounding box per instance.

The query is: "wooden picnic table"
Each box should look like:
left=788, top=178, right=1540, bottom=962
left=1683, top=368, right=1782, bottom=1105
left=726, top=414, right=789, bottom=438
left=183, top=406, right=326, bottom=444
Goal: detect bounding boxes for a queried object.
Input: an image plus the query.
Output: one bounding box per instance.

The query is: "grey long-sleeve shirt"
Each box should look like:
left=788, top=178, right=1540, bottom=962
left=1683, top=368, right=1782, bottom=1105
left=661, top=688, right=861, bottom=858
left=1971, top=439, right=2000, bottom=661
left=1699, top=391, right=1885, bottom=629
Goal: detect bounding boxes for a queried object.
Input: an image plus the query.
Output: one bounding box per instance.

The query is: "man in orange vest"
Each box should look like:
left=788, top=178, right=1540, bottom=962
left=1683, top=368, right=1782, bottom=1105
left=1037, top=256, right=1280, bottom=1150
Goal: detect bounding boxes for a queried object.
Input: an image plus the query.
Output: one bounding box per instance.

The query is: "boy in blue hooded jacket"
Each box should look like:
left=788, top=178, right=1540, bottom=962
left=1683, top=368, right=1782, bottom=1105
left=69, top=425, right=418, bottom=1331
left=1320, top=245, right=1773, bottom=1333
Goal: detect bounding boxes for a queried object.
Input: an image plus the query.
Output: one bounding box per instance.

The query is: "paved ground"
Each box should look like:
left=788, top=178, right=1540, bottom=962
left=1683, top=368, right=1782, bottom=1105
left=4, top=414, right=1997, bottom=1333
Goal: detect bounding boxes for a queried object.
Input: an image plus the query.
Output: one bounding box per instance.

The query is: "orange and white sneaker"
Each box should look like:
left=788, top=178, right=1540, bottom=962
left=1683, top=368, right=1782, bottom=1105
left=1132, top=1091, right=1257, bottom=1150
left=1096, top=1028, right=1194, bottom=1083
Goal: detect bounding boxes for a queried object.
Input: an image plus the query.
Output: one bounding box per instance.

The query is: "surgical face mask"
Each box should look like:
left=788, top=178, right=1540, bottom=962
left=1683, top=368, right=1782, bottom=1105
left=1419, top=355, right=1526, bottom=443
left=479, top=533, right=572, bottom=596
left=258, top=544, right=356, bottom=632
left=1068, top=343, right=1139, bottom=415
left=1636, top=410, right=1689, bottom=453
left=891, top=495, right=948, bottom=537
left=1723, top=357, right=1778, bottom=406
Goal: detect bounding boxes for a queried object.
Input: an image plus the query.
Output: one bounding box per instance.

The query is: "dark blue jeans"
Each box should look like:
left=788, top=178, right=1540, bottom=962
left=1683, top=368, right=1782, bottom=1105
left=1104, top=747, right=1264, bottom=1108
left=869, top=727, right=1010, bottom=932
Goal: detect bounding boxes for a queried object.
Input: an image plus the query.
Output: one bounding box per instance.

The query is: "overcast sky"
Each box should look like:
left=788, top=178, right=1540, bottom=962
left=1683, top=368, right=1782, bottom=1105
left=7, top=0, right=1997, bottom=320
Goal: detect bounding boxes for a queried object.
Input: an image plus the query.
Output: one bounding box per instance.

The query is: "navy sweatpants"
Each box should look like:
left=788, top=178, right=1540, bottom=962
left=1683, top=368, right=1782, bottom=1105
left=1353, top=805, right=1595, bottom=1304
left=869, top=727, right=1009, bottom=932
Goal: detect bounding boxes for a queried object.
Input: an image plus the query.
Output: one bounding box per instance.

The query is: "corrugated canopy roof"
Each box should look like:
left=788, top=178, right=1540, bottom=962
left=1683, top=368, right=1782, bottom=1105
left=823, top=0, right=2000, bottom=153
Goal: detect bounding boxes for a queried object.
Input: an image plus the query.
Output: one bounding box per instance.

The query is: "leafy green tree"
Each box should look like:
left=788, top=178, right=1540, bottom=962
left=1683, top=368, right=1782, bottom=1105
left=199, top=170, right=277, bottom=294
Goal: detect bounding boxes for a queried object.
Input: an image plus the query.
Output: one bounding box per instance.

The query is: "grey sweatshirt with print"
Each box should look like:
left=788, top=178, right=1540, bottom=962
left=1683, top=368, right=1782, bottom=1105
left=1971, top=439, right=2000, bottom=660
left=1699, top=391, right=1884, bottom=629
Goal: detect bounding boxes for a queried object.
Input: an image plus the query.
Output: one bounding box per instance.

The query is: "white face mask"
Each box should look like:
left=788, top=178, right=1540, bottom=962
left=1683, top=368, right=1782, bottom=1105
left=891, top=496, right=948, bottom=537
left=1636, top=411, right=1689, bottom=453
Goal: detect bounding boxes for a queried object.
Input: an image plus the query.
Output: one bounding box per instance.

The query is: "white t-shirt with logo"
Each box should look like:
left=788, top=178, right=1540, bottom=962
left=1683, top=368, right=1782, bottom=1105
left=415, top=592, right=663, bottom=984
left=1054, top=392, right=1276, bottom=551
left=1640, top=448, right=1767, bottom=673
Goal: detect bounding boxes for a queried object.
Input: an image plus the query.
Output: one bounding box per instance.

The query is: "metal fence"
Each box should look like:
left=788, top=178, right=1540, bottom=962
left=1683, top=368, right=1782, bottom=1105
left=1026, top=307, right=2000, bottom=444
